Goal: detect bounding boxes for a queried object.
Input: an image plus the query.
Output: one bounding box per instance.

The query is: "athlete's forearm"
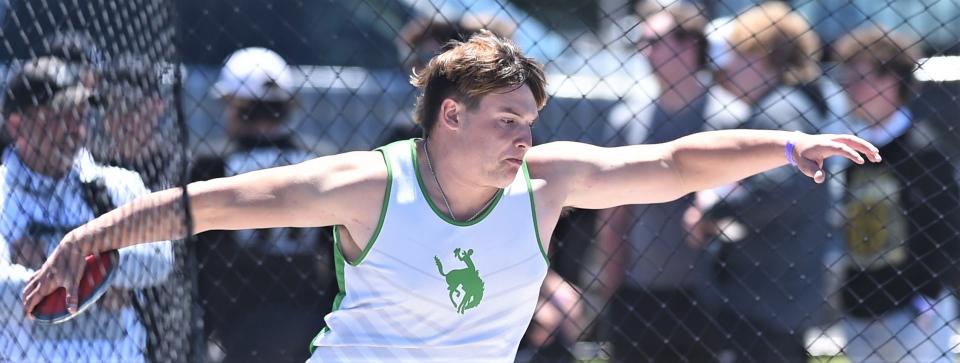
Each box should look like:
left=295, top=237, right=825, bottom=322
left=60, top=161, right=341, bottom=256
left=669, top=129, right=799, bottom=193
left=62, top=186, right=197, bottom=256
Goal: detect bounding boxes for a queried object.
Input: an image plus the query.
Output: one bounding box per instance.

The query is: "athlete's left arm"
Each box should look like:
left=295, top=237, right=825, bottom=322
left=525, top=129, right=881, bottom=209
left=104, top=170, right=173, bottom=289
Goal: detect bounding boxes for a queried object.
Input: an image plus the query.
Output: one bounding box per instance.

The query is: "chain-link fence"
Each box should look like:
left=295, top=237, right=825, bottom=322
left=1, top=0, right=960, bottom=362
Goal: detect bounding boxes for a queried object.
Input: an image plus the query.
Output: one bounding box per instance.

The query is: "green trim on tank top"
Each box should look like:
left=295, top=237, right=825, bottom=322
left=342, top=144, right=394, bottom=266
left=309, top=144, right=394, bottom=353
left=522, top=161, right=550, bottom=265
left=410, top=139, right=504, bottom=226
left=309, top=226, right=347, bottom=353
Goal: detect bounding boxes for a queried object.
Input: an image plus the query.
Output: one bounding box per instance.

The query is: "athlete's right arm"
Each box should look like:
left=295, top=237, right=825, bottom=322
left=21, top=150, right=387, bottom=316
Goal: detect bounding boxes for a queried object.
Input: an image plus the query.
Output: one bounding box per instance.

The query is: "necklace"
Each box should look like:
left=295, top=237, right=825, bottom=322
left=423, top=139, right=499, bottom=222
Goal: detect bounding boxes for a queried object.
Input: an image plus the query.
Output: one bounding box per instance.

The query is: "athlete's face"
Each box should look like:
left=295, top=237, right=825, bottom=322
left=455, top=84, right=537, bottom=187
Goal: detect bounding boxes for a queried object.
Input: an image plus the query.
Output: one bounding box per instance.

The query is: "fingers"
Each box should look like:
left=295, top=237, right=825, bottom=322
left=22, top=275, right=53, bottom=318
left=64, top=264, right=84, bottom=314
left=832, top=134, right=882, bottom=162
left=22, top=273, right=40, bottom=301
left=22, top=286, right=37, bottom=318
left=829, top=142, right=865, bottom=165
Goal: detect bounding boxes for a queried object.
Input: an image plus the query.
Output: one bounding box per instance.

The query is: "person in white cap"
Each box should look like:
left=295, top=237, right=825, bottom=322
left=211, top=47, right=294, bottom=139
left=191, top=47, right=337, bottom=362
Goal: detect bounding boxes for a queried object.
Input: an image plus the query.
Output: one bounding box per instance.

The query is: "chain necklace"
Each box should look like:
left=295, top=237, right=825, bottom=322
left=423, top=139, right=499, bottom=222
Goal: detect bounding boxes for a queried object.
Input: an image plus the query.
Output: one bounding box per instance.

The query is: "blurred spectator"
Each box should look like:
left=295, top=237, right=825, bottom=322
left=95, top=53, right=195, bottom=362
left=397, top=16, right=463, bottom=77
left=39, top=30, right=104, bottom=89
left=460, top=13, right=518, bottom=42
left=693, top=3, right=831, bottom=362
left=598, top=3, right=719, bottom=362
left=191, top=47, right=336, bottom=363
left=395, top=14, right=517, bottom=73
left=0, top=56, right=173, bottom=361
left=0, top=31, right=104, bottom=153
left=832, top=26, right=960, bottom=363
left=522, top=270, right=585, bottom=363
left=382, top=16, right=463, bottom=144
left=96, top=54, right=177, bottom=188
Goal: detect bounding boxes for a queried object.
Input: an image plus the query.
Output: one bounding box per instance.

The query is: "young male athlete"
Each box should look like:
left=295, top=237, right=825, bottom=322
left=22, top=31, right=881, bottom=362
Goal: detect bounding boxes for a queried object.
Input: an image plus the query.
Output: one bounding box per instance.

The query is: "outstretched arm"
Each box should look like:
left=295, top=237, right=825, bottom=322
left=527, top=129, right=881, bottom=210
left=22, top=150, right=386, bottom=316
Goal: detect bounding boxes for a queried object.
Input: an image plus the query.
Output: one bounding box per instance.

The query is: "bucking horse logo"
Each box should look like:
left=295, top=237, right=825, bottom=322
left=434, top=248, right=485, bottom=314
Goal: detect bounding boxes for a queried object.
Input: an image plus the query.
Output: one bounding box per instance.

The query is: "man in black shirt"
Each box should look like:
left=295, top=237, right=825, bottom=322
left=192, top=47, right=336, bottom=363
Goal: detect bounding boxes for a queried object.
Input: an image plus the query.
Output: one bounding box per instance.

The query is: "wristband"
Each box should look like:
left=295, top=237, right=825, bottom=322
left=785, top=135, right=798, bottom=167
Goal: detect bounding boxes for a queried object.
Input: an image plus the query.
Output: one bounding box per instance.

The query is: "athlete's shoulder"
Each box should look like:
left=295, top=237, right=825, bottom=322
left=297, top=150, right=389, bottom=192
left=526, top=141, right=599, bottom=179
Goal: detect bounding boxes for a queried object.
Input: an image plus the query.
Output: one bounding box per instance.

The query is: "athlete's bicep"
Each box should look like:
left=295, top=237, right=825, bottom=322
left=191, top=151, right=387, bottom=232
left=526, top=142, right=685, bottom=210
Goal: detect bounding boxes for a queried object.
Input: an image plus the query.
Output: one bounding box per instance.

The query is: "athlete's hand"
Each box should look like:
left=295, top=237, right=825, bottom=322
left=791, top=133, right=882, bottom=183
left=22, top=239, right=86, bottom=318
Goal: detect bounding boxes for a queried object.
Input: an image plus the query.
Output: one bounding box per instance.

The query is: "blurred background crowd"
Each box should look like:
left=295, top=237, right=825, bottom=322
left=1, top=0, right=960, bottom=362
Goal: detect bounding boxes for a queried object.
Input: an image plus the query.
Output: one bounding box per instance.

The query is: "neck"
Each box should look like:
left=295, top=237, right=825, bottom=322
left=657, top=75, right=705, bottom=113
left=419, top=137, right=500, bottom=221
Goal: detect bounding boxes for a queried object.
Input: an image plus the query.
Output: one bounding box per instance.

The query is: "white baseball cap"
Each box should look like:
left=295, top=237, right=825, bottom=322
left=212, top=47, right=293, bottom=101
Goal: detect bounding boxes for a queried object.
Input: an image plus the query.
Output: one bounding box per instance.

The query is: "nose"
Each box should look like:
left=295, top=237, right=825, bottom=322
left=516, top=125, right=532, bottom=151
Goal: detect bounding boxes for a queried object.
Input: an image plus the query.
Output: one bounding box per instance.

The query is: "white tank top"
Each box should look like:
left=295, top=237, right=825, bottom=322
left=309, top=139, right=549, bottom=362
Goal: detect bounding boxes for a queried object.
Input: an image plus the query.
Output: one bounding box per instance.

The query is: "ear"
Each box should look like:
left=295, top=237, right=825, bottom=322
left=438, top=98, right=462, bottom=131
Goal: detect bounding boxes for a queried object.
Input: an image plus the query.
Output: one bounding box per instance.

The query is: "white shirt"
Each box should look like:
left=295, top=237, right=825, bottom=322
left=0, top=148, right=173, bottom=362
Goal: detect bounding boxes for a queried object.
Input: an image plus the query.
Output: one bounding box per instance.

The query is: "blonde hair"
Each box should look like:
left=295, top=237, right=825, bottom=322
left=835, top=25, right=922, bottom=102
left=410, top=30, right=547, bottom=137
left=728, top=1, right=821, bottom=85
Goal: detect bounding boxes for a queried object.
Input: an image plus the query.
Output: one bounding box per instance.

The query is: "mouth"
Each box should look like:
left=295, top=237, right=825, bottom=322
left=504, top=158, right=522, bottom=167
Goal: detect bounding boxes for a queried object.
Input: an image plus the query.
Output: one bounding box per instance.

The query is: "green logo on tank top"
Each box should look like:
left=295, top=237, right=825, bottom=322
left=434, top=248, right=485, bottom=314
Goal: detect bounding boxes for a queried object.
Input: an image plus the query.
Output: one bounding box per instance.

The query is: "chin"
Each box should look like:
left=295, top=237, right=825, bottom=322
left=498, top=167, right=522, bottom=186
